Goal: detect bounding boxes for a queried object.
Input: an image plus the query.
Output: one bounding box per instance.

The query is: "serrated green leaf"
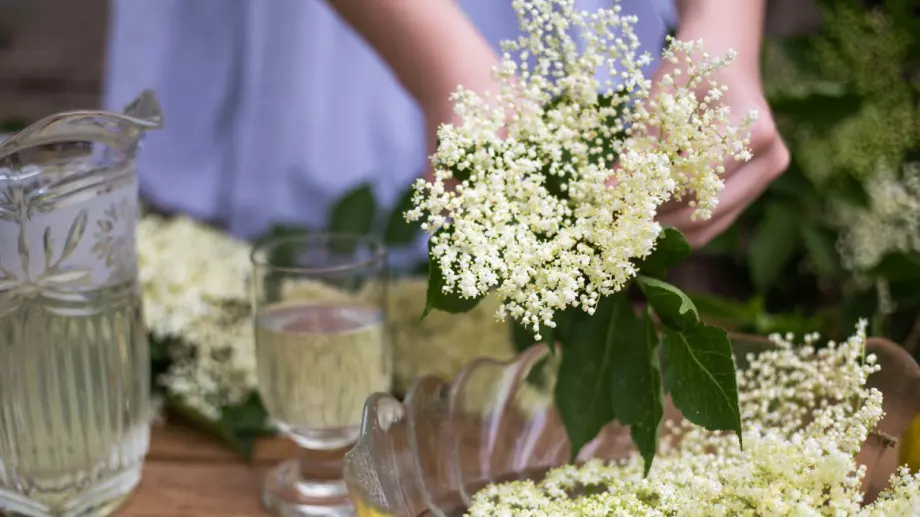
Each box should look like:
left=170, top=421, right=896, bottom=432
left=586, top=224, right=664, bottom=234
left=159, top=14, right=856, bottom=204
left=610, top=309, right=663, bottom=476
left=421, top=234, right=483, bottom=318
left=635, top=228, right=691, bottom=278
left=384, top=186, right=420, bottom=246
left=662, top=325, right=742, bottom=445
left=800, top=224, right=842, bottom=279
left=637, top=276, right=699, bottom=331
left=328, top=183, right=377, bottom=236
left=749, top=204, right=801, bottom=293
left=555, top=293, right=629, bottom=462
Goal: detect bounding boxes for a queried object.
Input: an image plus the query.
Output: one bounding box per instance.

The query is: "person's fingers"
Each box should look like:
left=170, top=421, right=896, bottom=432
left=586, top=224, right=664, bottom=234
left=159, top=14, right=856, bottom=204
left=657, top=136, right=789, bottom=234
left=656, top=110, right=780, bottom=216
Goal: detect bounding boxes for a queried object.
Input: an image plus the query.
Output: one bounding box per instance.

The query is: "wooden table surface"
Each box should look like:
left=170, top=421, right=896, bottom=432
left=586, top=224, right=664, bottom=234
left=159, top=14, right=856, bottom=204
left=120, top=424, right=299, bottom=517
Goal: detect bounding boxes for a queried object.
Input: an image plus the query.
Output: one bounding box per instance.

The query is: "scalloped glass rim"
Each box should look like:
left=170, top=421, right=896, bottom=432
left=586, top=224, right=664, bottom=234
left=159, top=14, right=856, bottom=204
left=344, top=334, right=920, bottom=517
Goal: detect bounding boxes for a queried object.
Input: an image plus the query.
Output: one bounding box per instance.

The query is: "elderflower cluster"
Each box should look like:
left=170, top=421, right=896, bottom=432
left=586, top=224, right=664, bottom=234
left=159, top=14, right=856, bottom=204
left=139, top=216, right=516, bottom=417
left=838, top=162, right=920, bottom=271
left=138, top=215, right=256, bottom=418
left=466, top=322, right=920, bottom=515
left=407, top=0, right=755, bottom=336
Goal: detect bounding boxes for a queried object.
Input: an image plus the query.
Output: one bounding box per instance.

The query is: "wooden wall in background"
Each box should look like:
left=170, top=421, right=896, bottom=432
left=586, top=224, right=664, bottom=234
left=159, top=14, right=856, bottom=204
left=0, top=0, right=107, bottom=124
left=0, top=0, right=820, bottom=126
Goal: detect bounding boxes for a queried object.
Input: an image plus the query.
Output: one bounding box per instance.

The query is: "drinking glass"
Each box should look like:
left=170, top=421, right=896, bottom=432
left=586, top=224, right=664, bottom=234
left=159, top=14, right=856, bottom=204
left=251, top=234, right=391, bottom=516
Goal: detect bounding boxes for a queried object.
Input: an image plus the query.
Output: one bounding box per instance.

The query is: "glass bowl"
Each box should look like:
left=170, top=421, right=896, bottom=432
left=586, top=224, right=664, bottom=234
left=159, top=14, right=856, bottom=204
left=343, top=334, right=920, bottom=517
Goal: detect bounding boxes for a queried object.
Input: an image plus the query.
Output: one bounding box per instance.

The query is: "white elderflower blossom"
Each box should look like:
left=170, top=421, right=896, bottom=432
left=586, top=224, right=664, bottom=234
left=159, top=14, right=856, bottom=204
left=139, top=215, right=256, bottom=418
left=408, top=0, right=755, bottom=336
left=466, top=322, right=920, bottom=515
left=838, top=162, right=920, bottom=271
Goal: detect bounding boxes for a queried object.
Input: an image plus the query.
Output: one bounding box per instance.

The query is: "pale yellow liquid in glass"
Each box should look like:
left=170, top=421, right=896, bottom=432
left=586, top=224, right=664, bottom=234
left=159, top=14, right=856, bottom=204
left=255, top=303, right=390, bottom=449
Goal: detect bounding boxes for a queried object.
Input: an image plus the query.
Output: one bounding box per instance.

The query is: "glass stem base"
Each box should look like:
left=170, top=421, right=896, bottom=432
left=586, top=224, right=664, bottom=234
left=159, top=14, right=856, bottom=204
left=262, top=454, right=354, bottom=517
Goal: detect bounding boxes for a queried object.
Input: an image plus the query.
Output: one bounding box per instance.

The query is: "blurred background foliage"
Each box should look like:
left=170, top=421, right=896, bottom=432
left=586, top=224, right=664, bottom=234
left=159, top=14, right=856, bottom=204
left=689, top=0, right=920, bottom=362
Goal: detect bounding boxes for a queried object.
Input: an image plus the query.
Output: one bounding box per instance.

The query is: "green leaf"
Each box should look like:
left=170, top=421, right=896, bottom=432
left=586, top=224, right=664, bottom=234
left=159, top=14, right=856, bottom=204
left=421, top=234, right=483, bottom=318
left=167, top=395, right=265, bottom=460
left=635, top=228, right=691, bottom=278
left=610, top=309, right=664, bottom=476
left=868, top=252, right=920, bottom=282
left=555, top=293, right=630, bottom=462
left=636, top=276, right=699, bottom=331
left=327, top=183, right=377, bottom=235
left=221, top=392, right=271, bottom=435
left=753, top=310, right=825, bottom=337
left=662, top=324, right=742, bottom=445
left=384, top=186, right=420, bottom=246
left=687, top=291, right=758, bottom=329
left=800, top=224, right=842, bottom=279
left=749, top=204, right=801, bottom=293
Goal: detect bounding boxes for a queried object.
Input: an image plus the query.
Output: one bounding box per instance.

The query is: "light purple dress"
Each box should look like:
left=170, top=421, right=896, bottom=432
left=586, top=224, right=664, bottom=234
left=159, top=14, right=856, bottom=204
left=105, top=0, right=675, bottom=249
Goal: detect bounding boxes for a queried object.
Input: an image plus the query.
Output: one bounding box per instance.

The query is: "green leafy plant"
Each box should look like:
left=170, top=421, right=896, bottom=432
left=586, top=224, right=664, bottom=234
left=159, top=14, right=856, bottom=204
left=408, top=0, right=760, bottom=473
left=425, top=227, right=741, bottom=472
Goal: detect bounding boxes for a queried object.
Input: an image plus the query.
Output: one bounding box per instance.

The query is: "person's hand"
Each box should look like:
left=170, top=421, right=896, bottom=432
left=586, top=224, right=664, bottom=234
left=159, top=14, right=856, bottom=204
left=654, top=27, right=790, bottom=249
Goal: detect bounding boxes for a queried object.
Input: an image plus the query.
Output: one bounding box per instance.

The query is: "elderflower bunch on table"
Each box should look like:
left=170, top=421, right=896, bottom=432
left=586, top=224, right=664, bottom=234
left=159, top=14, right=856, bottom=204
left=407, top=0, right=755, bottom=336
left=138, top=215, right=257, bottom=420
left=466, top=322, right=920, bottom=516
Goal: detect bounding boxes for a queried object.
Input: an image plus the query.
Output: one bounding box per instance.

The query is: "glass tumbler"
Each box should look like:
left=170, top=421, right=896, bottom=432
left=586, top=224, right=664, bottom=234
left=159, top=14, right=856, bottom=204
left=251, top=234, right=391, bottom=516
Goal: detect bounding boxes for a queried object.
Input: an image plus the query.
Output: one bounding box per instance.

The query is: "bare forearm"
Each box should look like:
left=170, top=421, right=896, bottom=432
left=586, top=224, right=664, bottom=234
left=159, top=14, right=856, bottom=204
left=675, top=0, right=766, bottom=78
left=327, top=0, right=499, bottom=114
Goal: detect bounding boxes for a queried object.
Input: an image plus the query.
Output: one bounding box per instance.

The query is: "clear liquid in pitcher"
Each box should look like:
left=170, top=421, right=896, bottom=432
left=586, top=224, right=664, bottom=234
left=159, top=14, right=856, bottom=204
left=0, top=91, right=161, bottom=517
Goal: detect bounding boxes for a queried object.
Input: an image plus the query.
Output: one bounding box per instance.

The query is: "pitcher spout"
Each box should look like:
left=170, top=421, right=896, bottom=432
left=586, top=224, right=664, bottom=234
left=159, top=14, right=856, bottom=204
left=0, top=90, right=163, bottom=159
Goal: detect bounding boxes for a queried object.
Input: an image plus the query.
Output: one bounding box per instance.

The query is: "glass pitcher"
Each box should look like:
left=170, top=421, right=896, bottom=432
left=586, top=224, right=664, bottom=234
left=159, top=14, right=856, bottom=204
left=0, top=91, right=163, bottom=517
